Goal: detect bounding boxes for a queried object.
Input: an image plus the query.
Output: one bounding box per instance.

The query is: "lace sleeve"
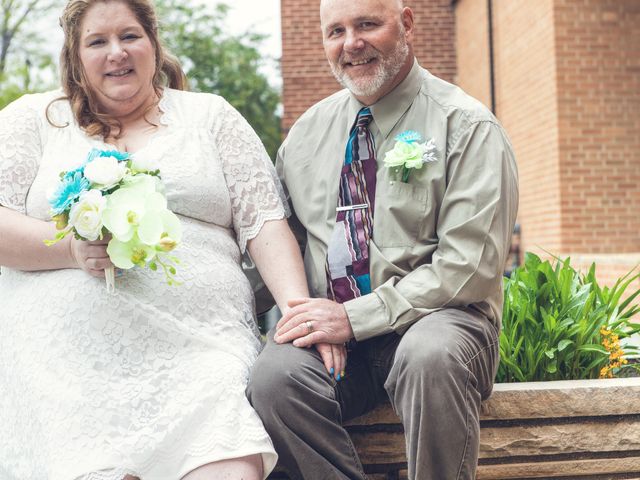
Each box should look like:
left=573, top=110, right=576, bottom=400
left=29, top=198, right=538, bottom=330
left=0, top=95, right=43, bottom=214
left=214, top=98, right=289, bottom=252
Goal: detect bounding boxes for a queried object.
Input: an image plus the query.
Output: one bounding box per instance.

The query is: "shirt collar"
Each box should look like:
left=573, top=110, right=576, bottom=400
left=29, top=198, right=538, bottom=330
left=347, top=58, right=423, bottom=139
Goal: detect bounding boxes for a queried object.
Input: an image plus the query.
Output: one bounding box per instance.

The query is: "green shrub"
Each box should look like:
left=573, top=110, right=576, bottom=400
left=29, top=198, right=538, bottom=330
left=497, top=252, right=640, bottom=382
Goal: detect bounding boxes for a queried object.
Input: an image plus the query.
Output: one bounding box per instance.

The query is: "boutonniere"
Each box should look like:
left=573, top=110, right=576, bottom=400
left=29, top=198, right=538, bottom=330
left=383, top=130, right=437, bottom=183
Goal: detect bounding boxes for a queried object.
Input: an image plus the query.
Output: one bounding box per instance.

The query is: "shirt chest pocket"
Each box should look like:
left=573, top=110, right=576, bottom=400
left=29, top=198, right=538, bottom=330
left=373, top=181, right=430, bottom=248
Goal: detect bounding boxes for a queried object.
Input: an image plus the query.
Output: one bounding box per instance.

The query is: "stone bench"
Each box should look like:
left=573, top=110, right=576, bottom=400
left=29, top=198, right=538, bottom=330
left=269, top=377, right=640, bottom=479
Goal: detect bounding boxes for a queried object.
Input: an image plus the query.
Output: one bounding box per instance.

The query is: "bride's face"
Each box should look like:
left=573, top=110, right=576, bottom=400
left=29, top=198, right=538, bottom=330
left=78, top=0, right=156, bottom=115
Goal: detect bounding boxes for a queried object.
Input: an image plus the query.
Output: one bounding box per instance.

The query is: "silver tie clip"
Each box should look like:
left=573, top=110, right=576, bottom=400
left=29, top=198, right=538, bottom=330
left=336, top=203, right=369, bottom=212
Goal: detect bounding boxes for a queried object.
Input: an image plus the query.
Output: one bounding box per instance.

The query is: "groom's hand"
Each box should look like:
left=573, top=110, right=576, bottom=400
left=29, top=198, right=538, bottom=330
left=274, top=298, right=354, bottom=347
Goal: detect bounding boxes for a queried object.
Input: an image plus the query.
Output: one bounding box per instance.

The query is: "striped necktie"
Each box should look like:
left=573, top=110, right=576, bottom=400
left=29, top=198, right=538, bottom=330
left=326, top=107, right=377, bottom=303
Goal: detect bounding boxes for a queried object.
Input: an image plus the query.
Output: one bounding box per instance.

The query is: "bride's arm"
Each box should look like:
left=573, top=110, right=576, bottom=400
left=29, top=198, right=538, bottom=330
left=0, top=206, right=74, bottom=270
left=247, top=218, right=347, bottom=378
left=0, top=206, right=110, bottom=276
left=246, top=218, right=309, bottom=312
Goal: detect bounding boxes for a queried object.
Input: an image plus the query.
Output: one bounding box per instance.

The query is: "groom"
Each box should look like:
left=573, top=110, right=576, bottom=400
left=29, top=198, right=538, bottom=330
left=248, top=0, right=518, bottom=478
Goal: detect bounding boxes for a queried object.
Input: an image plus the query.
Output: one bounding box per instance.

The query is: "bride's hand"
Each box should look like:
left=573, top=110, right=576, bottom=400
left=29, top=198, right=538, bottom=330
left=68, top=236, right=113, bottom=278
left=315, top=342, right=347, bottom=381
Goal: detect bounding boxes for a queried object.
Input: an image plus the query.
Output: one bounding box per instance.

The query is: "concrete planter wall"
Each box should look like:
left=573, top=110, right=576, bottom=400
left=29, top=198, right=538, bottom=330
left=341, top=377, right=640, bottom=480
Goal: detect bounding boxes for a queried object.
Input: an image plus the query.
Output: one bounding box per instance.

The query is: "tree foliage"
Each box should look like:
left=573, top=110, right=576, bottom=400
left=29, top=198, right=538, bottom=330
left=156, top=0, right=281, bottom=160
left=0, top=0, right=60, bottom=109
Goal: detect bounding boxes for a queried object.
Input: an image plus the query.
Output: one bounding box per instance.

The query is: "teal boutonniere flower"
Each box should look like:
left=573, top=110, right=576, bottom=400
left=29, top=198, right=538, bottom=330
left=383, top=130, right=437, bottom=182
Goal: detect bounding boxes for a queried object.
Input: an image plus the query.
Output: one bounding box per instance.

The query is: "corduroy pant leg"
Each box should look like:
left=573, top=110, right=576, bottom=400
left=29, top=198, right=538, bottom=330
left=247, top=329, right=380, bottom=480
left=384, top=308, right=500, bottom=480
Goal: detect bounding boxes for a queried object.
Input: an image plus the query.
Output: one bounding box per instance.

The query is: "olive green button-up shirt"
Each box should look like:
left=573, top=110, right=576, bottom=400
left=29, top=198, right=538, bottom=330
left=277, top=60, right=519, bottom=341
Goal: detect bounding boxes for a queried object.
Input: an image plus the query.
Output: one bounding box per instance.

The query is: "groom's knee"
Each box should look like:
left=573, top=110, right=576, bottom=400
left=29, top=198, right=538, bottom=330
left=248, top=343, right=323, bottom=415
left=247, top=348, right=291, bottom=414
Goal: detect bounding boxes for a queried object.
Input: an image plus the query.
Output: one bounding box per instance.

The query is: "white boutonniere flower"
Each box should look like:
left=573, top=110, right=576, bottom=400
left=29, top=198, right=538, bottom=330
left=383, top=130, right=437, bottom=182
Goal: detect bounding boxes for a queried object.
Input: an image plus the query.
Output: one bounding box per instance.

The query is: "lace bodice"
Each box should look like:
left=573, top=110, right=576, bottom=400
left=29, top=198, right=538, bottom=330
left=0, top=88, right=288, bottom=250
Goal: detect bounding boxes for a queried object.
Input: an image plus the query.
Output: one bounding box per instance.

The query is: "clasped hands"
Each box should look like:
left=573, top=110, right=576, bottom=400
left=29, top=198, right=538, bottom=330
left=275, top=298, right=354, bottom=381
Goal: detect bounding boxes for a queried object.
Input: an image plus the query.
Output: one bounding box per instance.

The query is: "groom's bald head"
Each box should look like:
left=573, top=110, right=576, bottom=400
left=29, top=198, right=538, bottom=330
left=318, top=0, right=415, bottom=105
left=320, top=0, right=405, bottom=19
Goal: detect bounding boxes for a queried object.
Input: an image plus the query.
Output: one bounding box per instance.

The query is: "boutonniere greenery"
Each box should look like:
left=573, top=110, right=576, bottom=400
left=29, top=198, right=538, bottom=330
left=383, top=130, right=437, bottom=183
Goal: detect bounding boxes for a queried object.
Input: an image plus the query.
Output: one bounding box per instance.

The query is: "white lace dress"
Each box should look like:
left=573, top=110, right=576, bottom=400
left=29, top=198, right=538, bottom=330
left=0, top=89, right=287, bottom=480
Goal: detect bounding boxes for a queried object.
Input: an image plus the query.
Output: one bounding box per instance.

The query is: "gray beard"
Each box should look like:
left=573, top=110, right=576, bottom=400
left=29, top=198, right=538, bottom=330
left=330, top=38, right=410, bottom=99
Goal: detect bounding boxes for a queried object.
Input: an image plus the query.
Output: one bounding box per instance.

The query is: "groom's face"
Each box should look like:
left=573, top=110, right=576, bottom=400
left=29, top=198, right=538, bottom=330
left=320, top=0, right=414, bottom=104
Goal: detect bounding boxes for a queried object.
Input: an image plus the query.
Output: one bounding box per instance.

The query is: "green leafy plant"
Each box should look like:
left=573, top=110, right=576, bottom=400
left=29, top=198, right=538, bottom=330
left=497, top=252, right=640, bottom=382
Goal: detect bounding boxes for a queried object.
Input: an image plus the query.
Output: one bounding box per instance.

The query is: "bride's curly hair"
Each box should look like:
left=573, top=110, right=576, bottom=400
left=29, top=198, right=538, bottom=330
left=47, top=0, right=187, bottom=139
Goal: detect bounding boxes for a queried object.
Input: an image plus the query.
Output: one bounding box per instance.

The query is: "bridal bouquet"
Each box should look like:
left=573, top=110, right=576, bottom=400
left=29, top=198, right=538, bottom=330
left=45, top=148, right=182, bottom=291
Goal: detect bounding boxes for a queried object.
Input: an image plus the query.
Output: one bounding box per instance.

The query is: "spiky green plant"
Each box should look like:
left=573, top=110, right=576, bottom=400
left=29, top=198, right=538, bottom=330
left=497, top=253, right=640, bottom=382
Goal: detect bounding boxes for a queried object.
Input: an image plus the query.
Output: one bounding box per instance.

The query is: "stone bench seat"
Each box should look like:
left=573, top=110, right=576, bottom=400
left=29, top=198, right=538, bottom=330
left=269, top=377, right=640, bottom=479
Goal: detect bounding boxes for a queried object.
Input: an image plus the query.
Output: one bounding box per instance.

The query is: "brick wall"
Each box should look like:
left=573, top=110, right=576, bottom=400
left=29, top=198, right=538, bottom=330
left=280, top=0, right=457, bottom=133
left=554, top=0, right=640, bottom=255
left=554, top=0, right=640, bottom=289
left=492, top=0, right=564, bottom=255
left=455, top=0, right=640, bottom=286
left=409, top=0, right=457, bottom=84
left=280, top=0, right=336, bottom=134
left=453, top=0, right=491, bottom=108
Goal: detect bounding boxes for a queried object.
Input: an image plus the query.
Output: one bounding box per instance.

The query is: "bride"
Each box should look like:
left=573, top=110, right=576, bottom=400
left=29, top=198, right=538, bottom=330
left=0, top=0, right=342, bottom=478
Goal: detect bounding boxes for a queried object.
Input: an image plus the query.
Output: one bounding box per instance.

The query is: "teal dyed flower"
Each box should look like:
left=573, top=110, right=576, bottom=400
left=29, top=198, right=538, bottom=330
left=49, top=171, right=91, bottom=215
left=63, top=164, right=86, bottom=181
left=395, top=130, right=423, bottom=144
left=87, top=148, right=130, bottom=163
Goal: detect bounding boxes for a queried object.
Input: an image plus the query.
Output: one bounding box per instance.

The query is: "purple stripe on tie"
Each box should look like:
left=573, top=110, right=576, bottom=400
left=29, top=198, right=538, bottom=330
left=362, top=158, right=377, bottom=212
left=331, top=276, right=360, bottom=301
left=352, top=258, right=369, bottom=276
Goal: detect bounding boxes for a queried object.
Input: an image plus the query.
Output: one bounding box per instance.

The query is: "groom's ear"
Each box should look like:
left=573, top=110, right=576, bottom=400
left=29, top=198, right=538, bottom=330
left=401, top=7, right=415, bottom=45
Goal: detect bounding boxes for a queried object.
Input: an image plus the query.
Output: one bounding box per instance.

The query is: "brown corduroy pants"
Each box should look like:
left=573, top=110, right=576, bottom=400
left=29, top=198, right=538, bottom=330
left=247, top=307, right=499, bottom=480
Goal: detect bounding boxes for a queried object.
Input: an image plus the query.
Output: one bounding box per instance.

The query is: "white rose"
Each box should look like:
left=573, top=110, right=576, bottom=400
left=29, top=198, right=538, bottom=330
left=84, top=155, right=127, bottom=189
left=68, top=189, right=107, bottom=240
left=384, top=141, right=424, bottom=168
left=130, top=151, right=157, bottom=173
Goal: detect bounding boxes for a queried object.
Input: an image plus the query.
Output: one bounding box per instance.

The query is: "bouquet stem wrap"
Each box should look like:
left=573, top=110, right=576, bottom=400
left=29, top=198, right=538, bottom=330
left=105, top=266, right=116, bottom=293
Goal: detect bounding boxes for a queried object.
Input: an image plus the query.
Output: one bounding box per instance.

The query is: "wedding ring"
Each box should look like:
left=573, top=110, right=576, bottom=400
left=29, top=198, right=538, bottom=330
left=305, top=321, right=313, bottom=334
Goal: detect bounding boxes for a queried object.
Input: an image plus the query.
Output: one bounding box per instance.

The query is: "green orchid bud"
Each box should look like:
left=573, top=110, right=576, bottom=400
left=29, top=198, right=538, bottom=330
left=52, top=213, right=69, bottom=230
